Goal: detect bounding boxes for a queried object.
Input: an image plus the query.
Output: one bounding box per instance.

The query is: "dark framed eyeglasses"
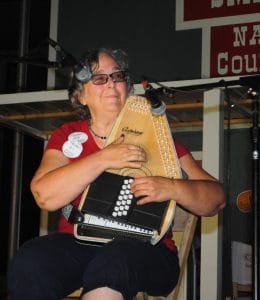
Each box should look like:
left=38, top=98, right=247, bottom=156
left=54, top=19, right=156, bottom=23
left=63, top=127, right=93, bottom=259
left=91, top=70, right=127, bottom=85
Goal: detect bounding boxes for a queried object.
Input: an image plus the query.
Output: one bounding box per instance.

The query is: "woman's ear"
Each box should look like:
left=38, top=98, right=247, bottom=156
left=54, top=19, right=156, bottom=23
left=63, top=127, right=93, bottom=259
left=78, top=89, right=88, bottom=106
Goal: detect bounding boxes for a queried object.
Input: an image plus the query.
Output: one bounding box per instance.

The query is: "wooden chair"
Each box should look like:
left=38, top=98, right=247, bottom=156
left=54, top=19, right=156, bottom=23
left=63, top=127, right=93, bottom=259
left=64, top=289, right=82, bottom=300
left=165, top=206, right=198, bottom=300
left=134, top=205, right=198, bottom=300
left=232, top=283, right=252, bottom=300
left=64, top=205, right=198, bottom=300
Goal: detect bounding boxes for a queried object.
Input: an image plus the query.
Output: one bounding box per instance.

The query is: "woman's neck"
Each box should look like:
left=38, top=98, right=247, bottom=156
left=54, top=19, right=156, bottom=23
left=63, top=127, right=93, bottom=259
left=89, top=119, right=113, bottom=136
left=88, top=116, right=116, bottom=148
left=90, top=112, right=117, bottom=136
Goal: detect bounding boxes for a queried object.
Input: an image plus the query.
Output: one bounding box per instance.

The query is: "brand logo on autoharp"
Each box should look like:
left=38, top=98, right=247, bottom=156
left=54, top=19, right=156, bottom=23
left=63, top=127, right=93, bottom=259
left=122, top=127, right=143, bottom=136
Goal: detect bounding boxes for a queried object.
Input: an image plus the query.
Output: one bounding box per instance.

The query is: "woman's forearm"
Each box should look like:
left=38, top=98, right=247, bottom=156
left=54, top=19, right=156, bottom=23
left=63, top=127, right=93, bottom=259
left=172, top=179, right=225, bottom=216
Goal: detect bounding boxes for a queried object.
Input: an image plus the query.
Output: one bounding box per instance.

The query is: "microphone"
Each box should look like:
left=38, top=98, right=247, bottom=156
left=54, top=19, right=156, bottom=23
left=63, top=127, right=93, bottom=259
left=142, top=79, right=166, bottom=116
left=48, top=38, right=78, bottom=68
left=48, top=38, right=91, bottom=81
left=62, top=204, right=84, bottom=224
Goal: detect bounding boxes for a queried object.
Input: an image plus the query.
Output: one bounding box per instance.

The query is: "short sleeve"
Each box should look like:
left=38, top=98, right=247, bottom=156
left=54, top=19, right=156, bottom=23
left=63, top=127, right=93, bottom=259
left=173, top=137, right=190, bottom=158
left=45, top=124, right=69, bottom=152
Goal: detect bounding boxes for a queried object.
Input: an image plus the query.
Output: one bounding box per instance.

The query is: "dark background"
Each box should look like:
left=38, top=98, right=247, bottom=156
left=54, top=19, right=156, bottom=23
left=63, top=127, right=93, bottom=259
left=56, top=0, right=202, bottom=85
left=0, top=1, right=50, bottom=298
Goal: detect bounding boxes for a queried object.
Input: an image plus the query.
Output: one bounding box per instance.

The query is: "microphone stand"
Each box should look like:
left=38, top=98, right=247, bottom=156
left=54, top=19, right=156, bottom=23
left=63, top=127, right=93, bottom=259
left=147, top=74, right=259, bottom=298
left=0, top=53, right=61, bottom=68
left=248, top=86, right=260, bottom=300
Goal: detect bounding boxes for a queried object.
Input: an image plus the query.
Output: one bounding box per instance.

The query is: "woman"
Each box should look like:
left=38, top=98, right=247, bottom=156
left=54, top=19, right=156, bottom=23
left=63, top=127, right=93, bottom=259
left=8, top=48, right=225, bottom=300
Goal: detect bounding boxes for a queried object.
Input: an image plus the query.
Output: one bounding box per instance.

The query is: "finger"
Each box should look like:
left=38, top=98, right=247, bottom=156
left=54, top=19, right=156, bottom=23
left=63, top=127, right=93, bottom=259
left=129, top=148, right=147, bottom=162
left=132, top=182, right=149, bottom=196
left=113, top=134, right=125, bottom=144
left=127, top=161, right=145, bottom=169
left=136, top=195, right=152, bottom=205
left=131, top=177, right=149, bottom=188
left=127, top=144, right=140, bottom=150
left=128, top=153, right=146, bottom=163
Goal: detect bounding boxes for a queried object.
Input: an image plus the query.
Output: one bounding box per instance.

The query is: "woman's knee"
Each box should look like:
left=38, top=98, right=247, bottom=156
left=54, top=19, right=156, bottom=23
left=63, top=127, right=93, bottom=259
left=82, top=239, right=147, bottom=299
left=8, top=239, right=45, bottom=286
left=8, top=236, right=68, bottom=300
left=82, top=287, right=124, bottom=300
left=82, top=239, right=179, bottom=299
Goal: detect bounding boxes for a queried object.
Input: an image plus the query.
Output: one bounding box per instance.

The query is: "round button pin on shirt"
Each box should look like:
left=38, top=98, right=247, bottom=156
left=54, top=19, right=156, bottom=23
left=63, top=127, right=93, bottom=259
left=62, top=140, right=83, bottom=158
left=68, top=132, right=88, bottom=144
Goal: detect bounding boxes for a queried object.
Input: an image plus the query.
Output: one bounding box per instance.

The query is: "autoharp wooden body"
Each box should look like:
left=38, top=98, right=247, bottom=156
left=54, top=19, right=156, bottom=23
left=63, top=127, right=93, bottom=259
left=74, top=95, right=182, bottom=245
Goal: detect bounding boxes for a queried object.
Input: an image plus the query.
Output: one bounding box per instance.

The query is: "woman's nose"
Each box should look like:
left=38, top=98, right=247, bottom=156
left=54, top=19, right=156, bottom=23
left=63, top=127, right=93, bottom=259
left=106, top=76, right=116, bottom=87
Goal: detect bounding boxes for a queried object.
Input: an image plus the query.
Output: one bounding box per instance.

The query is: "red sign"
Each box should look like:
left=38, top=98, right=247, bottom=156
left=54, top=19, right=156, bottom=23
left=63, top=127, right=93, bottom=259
left=210, top=22, right=260, bottom=77
left=184, top=0, right=260, bottom=21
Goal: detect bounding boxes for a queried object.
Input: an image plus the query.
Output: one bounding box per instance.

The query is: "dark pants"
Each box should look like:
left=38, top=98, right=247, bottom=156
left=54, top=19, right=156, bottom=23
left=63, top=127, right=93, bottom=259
left=8, top=233, right=180, bottom=300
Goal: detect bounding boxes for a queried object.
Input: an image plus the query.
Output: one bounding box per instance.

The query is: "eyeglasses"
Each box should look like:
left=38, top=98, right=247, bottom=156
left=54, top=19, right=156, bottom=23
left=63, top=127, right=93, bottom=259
left=91, top=71, right=127, bottom=85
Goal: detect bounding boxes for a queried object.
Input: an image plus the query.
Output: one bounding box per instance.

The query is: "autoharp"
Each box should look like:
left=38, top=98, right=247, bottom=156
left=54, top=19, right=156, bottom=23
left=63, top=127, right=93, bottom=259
left=74, top=95, right=182, bottom=245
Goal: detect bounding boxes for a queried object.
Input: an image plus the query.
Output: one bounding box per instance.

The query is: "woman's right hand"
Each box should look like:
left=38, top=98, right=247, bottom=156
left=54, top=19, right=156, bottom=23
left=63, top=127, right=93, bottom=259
left=100, top=135, right=147, bottom=170
left=30, top=135, right=146, bottom=211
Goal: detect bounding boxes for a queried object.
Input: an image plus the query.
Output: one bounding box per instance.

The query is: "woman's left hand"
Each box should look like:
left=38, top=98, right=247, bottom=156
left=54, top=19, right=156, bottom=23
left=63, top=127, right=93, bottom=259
left=131, top=176, right=173, bottom=205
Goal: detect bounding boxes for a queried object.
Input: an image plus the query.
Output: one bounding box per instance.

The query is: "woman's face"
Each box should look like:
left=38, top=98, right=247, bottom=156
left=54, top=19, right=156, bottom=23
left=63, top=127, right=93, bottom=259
left=79, top=52, right=128, bottom=118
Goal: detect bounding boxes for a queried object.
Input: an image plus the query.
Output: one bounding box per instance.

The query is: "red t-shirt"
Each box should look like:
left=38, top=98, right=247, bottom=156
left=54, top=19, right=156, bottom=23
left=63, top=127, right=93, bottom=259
left=45, top=120, right=189, bottom=250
